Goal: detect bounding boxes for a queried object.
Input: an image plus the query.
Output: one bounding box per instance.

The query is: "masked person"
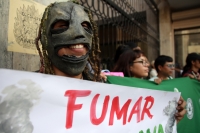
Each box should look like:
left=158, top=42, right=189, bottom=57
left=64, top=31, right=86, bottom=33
left=35, top=1, right=101, bottom=81
left=35, top=1, right=186, bottom=124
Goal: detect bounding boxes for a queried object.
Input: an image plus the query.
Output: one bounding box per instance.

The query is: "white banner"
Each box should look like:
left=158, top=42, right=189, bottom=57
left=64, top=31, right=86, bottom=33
left=0, top=69, right=180, bottom=133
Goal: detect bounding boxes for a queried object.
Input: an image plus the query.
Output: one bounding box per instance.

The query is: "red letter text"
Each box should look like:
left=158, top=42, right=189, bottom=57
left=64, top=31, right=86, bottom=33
left=141, top=96, right=154, bottom=120
left=90, top=94, right=110, bottom=125
left=64, top=90, right=91, bottom=129
left=128, top=96, right=142, bottom=123
left=109, top=96, right=132, bottom=125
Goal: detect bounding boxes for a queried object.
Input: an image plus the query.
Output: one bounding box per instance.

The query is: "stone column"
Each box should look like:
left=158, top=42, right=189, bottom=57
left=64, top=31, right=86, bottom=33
left=181, top=32, right=189, bottom=66
left=146, top=2, right=159, bottom=62
left=157, top=0, right=174, bottom=59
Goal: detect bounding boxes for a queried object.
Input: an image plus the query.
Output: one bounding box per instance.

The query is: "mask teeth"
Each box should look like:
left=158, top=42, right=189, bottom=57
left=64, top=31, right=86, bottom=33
left=69, top=44, right=84, bottom=49
left=55, top=43, right=90, bottom=52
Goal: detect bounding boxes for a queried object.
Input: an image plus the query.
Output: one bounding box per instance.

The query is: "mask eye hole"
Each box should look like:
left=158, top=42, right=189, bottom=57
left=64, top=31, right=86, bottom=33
left=81, top=21, right=93, bottom=34
left=51, top=20, right=69, bottom=34
left=52, top=20, right=69, bottom=29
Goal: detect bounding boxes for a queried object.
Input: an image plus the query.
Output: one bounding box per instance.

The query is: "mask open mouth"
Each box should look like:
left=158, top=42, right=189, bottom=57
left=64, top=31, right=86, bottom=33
left=61, top=53, right=89, bottom=63
left=55, top=43, right=90, bottom=52
left=55, top=44, right=90, bottom=63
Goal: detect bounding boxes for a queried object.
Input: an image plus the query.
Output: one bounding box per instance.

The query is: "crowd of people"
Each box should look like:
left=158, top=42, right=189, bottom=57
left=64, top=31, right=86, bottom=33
left=113, top=44, right=200, bottom=91
left=34, top=0, right=191, bottom=127
left=112, top=42, right=200, bottom=83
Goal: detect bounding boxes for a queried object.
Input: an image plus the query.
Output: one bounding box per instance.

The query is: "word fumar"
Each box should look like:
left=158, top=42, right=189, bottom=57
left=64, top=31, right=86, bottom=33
left=65, top=90, right=154, bottom=129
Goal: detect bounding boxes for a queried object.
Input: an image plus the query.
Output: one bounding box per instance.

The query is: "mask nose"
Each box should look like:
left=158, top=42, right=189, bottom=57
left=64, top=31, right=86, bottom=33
left=69, top=21, right=86, bottom=39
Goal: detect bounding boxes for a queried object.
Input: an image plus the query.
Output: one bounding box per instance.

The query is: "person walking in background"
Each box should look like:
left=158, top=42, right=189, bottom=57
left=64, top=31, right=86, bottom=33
left=174, top=62, right=183, bottom=77
left=149, top=60, right=158, bottom=78
left=181, top=52, right=200, bottom=81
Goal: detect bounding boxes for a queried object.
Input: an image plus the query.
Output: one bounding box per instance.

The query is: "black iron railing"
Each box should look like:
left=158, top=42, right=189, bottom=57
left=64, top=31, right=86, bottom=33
left=79, top=0, right=159, bottom=70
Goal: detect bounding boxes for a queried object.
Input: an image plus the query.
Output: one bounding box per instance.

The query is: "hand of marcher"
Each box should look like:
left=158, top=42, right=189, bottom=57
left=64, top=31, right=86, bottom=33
left=154, top=78, right=162, bottom=84
left=175, top=96, right=187, bottom=123
left=188, top=74, right=200, bottom=81
left=188, top=74, right=195, bottom=79
left=100, top=72, right=107, bottom=82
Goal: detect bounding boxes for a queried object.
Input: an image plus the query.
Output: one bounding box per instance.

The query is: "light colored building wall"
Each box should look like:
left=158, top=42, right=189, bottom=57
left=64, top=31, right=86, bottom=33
left=0, top=0, right=66, bottom=71
left=172, top=8, right=200, bottom=29
left=146, top=3, right=159, bottom=61
left=172, top=8, right=200, bottom=67
left=155, top=0, right=200, bottom=73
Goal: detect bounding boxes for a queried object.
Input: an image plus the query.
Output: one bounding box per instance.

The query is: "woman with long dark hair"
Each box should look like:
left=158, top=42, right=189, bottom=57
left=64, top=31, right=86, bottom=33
left=113, top=45, right=130, bottom=65
left=113, top=49, right=149, bottom=78
left=181, top=52, right=200, bottom=80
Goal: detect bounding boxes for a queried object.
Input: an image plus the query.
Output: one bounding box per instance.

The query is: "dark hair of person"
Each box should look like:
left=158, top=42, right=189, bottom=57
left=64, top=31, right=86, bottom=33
left=113, top=45, right=130, bottom=64
left=125, top=41, right=138, bottom=49
left=154, top=55, right=173, bottom=72
left=35, top=1, right=101, bottom=81
left=113, top=49, right=144, bottom=77
left=181, top=52, right=200, bottom=76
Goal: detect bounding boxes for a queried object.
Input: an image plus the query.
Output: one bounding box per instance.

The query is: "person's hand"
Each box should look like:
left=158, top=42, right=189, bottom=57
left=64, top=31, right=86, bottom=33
left=100, top=72, right=107, bottom=82
left=188, top=74, right=195, bottom=79
left=154, top=78, right=162, bottom=84
left=197, top=76, right=200, bottom=81
left=188, top=74, right=200, bottom=81
left=175, top=96, right=187, bottom=123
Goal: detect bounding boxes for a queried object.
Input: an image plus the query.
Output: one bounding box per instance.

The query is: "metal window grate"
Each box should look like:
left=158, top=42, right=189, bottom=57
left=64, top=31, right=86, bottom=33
left=79, top=0, right=159, bottom=70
